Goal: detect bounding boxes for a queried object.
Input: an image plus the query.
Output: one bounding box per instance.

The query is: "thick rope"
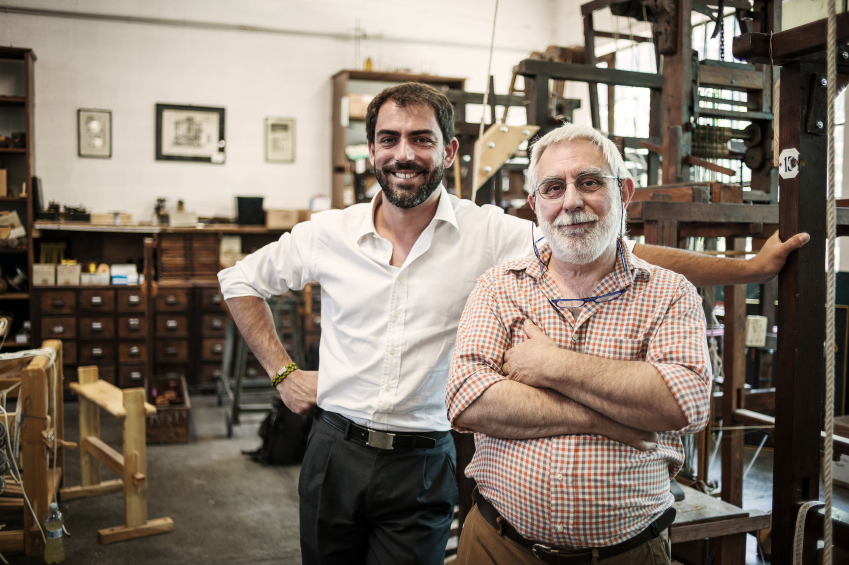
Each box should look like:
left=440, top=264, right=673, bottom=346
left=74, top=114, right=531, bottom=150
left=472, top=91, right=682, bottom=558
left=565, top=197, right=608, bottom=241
left=825, top=0, right=837, bottom=560
left=479, top=0, right=499, bottom=137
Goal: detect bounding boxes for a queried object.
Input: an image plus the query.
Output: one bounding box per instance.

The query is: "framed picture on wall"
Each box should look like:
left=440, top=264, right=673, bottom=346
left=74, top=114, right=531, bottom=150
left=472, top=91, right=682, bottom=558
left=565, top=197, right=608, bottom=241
left=265, top=117, right=295, bottom=163
left=78, top=109, right=112, bottom=158
left=156, top=103, right=225, bottom=164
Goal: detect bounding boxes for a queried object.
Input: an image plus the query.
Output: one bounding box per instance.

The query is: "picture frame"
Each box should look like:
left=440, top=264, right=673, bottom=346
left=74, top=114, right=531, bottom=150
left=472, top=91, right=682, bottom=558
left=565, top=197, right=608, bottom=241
left=78, top=109, right=112, bottom=158
left=265, top=117, right=296, bottom=163
left=156, top=103, right=225, bottom=164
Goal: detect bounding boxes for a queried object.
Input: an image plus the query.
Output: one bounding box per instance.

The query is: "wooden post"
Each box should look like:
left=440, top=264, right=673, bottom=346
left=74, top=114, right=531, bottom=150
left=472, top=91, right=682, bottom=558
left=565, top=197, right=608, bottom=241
left=78, top=366, right=101, bottom=488
left=123, top=389, right=147, bottom=529
left=21, top=360, right=48, bottom=555
left=644, top=220, right=679, bottom=247
left=523, top=72, right=551, bottom=135
left=51, top=340, right=64, bottom=486
left=583, top=13, right=602, bottom=130
left=661, top=0, right=693, bottom=184
left=772, top=62, right=827, bottom=565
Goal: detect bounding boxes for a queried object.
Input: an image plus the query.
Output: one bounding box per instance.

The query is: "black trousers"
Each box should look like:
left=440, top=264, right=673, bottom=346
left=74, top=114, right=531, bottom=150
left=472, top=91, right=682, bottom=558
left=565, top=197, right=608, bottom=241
left=298, top=415, right=458, bottom=565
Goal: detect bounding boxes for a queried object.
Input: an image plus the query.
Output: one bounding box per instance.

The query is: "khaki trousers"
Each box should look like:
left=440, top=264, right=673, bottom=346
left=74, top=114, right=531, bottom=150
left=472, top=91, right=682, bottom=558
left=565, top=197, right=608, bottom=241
left=455, top=504, right=671, bottom=565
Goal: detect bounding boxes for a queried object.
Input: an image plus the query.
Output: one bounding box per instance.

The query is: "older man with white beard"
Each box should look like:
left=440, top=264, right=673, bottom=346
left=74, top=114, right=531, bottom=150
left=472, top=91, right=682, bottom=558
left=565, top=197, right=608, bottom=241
left=446, top=124, right=712, bottom=565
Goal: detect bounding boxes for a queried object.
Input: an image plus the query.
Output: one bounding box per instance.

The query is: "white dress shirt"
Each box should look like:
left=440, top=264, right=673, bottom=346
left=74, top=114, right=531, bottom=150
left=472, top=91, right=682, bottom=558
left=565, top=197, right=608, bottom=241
left=218, top=186, right=636, bottom=432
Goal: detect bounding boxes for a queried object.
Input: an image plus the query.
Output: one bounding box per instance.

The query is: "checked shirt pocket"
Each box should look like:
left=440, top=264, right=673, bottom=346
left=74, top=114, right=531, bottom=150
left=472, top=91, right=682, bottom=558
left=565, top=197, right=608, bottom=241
left=581, top=337, right=646, bottom=362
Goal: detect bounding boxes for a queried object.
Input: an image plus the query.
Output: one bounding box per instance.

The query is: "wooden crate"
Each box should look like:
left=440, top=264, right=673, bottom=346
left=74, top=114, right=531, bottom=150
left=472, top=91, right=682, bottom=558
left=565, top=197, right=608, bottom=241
left=146, top=375, right=191, bottom=443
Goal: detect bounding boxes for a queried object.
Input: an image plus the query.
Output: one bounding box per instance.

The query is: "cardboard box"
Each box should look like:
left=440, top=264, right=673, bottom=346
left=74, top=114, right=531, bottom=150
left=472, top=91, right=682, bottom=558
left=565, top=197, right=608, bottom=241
left=0, top=169, right=6, bottom=197
left=266, top=209, right=299, bottom=230
left=348, top=93, right=375, bottom=120
left=33, top=264, right=56, bottom=287
left=90, top=212, right=132, bottom=226
left=81, top=273, right=110, bottom=286
left=56, top=264, right=82, bottom=286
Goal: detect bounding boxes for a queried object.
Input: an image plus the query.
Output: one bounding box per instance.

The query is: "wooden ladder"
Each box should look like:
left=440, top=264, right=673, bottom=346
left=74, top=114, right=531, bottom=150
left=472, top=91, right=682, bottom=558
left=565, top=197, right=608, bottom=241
left=59, top=366, right=173, bottom=544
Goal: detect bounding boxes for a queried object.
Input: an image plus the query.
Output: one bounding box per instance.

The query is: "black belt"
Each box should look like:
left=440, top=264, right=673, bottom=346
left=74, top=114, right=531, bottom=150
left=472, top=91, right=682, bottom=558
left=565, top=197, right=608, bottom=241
left=473, top=488, right=676, bottom=564
left=317, top=409, right=449, bottom=450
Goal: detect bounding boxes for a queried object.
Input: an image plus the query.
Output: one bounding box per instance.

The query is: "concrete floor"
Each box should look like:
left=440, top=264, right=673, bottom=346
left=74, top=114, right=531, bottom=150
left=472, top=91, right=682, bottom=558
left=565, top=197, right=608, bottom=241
left=6, top=393, right=849, bottom=564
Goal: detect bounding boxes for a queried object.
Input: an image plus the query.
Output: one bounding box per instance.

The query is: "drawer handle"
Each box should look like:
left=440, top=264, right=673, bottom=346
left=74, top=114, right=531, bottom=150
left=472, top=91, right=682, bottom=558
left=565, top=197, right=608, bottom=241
left=91, top=321, right=103, bottom=332
left=166, top=347, right=178, bottom=356
left=51, top=325, right=64, bottom=335
left=90, top=295, right=103, bottom=305
left=212, top=344, right=224, bottom=354
left=130, top=371, right=143, bottom=381
left=129, top=346, right=141, bottom=357
left=51, top=298, right=65, bottom=308
left=92, top=348, right=103, bottom=358
left=213, top=370, right=222, bottom=378
left=165, top=295, right=178, bottom=305
left=211, top=318, right=223, bottom=329
left=212, top=294, right=221, bottom=304
left=128, top=295, right=140, bottom=305
left=166, top=319, right=178, bottom=330
left=128, top=318, right=140, bottom=330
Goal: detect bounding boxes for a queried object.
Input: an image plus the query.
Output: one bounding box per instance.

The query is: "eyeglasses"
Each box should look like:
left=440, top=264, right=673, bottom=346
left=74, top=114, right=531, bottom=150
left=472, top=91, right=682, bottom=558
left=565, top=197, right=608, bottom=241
left=535, top=175, right=621, bottom=200
left=531, top=224, right=628, bottom=309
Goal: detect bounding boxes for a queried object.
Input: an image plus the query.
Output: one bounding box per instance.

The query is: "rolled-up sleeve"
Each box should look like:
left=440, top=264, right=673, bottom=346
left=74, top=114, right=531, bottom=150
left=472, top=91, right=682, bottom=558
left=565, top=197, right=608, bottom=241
left=218, top=220, right=317, bottom=300
left=646, top=279, right=713, bottom=435
left=446, top=275, right=511, bottom=431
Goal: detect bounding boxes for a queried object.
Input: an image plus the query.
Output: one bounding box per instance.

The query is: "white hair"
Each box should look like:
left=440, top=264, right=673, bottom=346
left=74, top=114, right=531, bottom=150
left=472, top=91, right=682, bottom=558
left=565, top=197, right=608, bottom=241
left=525, top=124, right=632, bottom=194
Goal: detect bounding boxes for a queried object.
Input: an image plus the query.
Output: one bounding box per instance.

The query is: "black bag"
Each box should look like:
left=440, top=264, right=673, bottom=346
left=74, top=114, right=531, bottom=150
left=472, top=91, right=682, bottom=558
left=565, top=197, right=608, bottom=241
left=245, top=398, right=313, bottom=465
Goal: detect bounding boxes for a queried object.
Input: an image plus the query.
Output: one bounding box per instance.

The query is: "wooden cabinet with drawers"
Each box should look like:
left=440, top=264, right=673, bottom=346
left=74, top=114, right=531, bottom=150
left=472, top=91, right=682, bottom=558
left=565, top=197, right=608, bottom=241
left=154, top=282, right=192, bottom=380
left=32, top=286, right=150, bottom=389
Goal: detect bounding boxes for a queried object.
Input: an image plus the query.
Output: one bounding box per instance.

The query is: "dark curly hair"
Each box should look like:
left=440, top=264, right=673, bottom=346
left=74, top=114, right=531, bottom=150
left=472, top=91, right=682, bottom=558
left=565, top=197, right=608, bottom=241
left=365, top=82, right=455, bottom=146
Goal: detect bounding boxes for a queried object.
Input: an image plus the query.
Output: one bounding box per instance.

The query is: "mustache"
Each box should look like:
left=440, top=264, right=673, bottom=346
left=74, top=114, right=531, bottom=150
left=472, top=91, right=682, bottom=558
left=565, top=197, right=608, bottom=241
left=552, top=211, right=599, bottom=227
left=382, top=161, right=428, bottom=174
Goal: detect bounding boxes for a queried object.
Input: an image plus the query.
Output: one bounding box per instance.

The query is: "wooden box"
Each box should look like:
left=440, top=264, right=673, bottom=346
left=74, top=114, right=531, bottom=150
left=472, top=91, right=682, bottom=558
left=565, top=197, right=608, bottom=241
left=146, top=375, right=191, bottom=444
left=266, top=209, right=299, bottom=230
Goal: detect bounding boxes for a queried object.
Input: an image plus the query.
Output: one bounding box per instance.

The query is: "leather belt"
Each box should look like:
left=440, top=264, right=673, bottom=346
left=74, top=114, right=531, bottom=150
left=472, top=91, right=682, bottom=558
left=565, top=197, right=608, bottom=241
left=473, top=488, right=676, bottom=564
left=317, top=409, right=449, bottom=450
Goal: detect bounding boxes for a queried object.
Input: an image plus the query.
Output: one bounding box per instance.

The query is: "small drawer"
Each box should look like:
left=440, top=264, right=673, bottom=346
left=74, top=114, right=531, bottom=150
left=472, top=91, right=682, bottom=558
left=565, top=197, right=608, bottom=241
left=119, top=342, right=148, bottom=363
left=154, top=364, right=189, bottom=380
left=79, top=342, right=115, bottom=364
left=117, top=288, right=146, bottom=312
left=79, top=316, right=115, bottom=339
left=118, top=365, right=147, bottom=388
left=41, top=317, right=76, bottom=339
left=41, top=291, right=77, bottom=315
left=62, top=341, right=77, bottom=365
left=80, top=289, right=115, bottom=311
left=200, top=287, right=224, bottom=309
left=118, top=314, right=148, bottom=338
left=155, top=289, right=189, bottom=311
left=200, top=363, right=224, bottom=384
left=156, top=315, right=188, bottom=335
left=201, top=338, right=227, bottom=361
left=201, top=314, right=227, bottom=335
left=94, top=364, right=116, bottom=385
left=156, top=339, right=188, bottom=363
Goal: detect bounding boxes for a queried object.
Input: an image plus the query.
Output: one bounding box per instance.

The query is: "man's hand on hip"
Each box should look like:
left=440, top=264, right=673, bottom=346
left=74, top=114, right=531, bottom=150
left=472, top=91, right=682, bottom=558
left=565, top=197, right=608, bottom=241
left=277, top=370, right=318, bottom=415
left=503, top=320, right=564, bottom=388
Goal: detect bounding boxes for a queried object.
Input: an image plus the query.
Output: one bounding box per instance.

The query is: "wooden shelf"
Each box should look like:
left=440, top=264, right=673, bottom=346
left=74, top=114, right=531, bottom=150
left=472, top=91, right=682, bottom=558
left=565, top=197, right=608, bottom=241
left=1, top=340, right=30, bottom=348
left=0, top=196, right=27, bottom=202
left=0, top=247, right=28, bottom=254
left=0, top=96, right=25, bottom=107
left=0, top=148, right=25, bottom=154
left=0, top=293, right=29, bottom=300
left=33, top=222, right=288, bottom=235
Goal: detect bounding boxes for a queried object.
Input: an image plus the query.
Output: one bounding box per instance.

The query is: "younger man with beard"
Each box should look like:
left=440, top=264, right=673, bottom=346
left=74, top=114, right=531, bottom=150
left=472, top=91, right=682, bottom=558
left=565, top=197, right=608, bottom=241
left=446, top=124, right=712, bottom=564
left=219, top=83, right=801, bottom=565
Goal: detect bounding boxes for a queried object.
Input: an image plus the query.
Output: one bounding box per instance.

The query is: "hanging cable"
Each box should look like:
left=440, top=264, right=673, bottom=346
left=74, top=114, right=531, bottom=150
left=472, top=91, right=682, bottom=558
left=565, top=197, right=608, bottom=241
left=479, top=0, right=499, bottom=137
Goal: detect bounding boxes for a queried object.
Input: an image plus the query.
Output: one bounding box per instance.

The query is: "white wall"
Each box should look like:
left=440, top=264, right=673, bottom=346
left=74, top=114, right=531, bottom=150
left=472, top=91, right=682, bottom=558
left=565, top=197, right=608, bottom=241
left=0, top=0, right=564, bottom=221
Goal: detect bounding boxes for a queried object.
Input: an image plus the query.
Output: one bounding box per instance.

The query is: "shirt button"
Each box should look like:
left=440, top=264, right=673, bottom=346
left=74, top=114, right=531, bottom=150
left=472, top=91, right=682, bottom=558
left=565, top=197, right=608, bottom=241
left=384, top=385, right=391, bottom=392
left=556, top=474, right=564, bottom=481
left=394, top=311, right=401, bottom=318
left=555, top=525, right=564, bottom=533
left=374, top=414, right=382, bottom=421
left=390, top=348, right=397, bottom=355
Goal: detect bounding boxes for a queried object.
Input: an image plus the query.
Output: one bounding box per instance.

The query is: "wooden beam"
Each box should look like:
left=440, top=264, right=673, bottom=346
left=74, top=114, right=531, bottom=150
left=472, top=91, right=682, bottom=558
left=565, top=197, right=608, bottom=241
left=670, top=511, right=770, bottom=543
left=733, top=12, right=849, bottom=64
left=699, top=64, right=767, bottom=90
left=722, top=274, right=747, bottom=510
left=59, top=479, right=123, bottom=501
left=84, top=436, right=124, bottom=478
left=627, top=202, right=778, bottom=223
left=661, top=0, right=693, bottom=184
left=0, top=530, right=24, bottom=553
left=98, top=517, right=174, bottom=545
left=683, top=155, right=737, bottom=177
left=516, top=59, right=664, bottom=89
left=78, top=366, right=101, bottom=488
left=123, top=388, right=147, bottom=529
left=21, top=358, right=47, bottom=556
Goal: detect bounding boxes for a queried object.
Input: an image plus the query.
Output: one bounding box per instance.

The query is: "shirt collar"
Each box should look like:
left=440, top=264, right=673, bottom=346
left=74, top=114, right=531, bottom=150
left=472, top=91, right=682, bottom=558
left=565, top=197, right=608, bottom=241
left=356, top=185, right=457, bottom=243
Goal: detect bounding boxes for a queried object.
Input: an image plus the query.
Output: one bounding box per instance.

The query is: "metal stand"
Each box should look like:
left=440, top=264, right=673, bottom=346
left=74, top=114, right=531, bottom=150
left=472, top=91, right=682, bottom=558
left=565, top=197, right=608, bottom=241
left=217, top=295, right=305, bottom=437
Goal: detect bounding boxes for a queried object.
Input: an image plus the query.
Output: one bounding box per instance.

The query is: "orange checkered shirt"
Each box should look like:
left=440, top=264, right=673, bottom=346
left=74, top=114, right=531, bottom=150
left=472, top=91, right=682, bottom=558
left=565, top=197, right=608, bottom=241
left=446, top=240, right=712, bottom=548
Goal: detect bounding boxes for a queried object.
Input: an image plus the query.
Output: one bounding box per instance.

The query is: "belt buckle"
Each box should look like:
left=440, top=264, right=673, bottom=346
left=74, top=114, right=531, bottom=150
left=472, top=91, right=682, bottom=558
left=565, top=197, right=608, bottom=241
left=532, top=544, right=553, bottom=561
left=367, top=429, right=395, bottom=450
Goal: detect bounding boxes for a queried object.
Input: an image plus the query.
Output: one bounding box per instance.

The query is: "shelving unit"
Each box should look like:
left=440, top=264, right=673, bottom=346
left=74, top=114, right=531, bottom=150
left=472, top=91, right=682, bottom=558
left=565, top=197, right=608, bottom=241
left=0, top=47, right=35, bottom=348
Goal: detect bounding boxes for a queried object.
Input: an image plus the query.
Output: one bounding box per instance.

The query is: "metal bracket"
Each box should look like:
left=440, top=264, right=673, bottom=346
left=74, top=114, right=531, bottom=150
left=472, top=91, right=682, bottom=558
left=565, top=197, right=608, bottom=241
left=805, top=73, right=828, bottom=136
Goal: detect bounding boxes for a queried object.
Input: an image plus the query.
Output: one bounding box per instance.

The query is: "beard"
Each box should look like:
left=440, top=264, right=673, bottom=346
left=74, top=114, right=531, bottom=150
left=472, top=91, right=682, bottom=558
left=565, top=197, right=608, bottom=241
left=538, top=200, right=622, bottom=266
left=374, top=160, right=444, bottom=209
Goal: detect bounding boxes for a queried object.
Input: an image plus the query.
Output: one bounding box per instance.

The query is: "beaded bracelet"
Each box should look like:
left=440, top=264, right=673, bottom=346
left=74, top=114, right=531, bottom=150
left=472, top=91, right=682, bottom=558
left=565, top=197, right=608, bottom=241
left=271, top=362, right=298, bottom=387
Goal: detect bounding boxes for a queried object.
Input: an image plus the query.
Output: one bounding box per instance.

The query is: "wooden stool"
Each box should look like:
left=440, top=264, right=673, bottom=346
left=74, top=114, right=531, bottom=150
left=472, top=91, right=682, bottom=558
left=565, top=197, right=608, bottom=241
left=59, top=366, right=173, bottom=544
